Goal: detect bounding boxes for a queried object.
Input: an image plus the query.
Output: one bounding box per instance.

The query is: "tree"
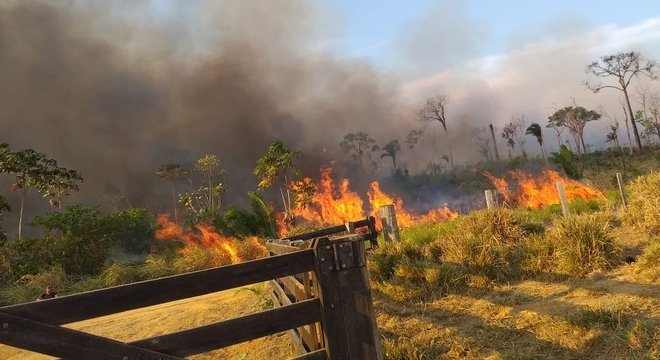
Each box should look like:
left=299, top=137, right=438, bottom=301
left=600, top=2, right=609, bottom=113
left=0, top=195, right=10, bottom=243
left=156, top=163, right=189, bottom=224
left=339, top=132, right=379, bottom=175
left=635, top=109, right=660, bottom=144
left=586, top=51, right=658, bottom=151
left=0, top=145, right=81, bottom=239
left=405, top=129, right=424, bottom=150
left=195, top=154, right=225, bottom=212
left=526, top=123, right=548, bottom=166
left=418, top=95, right=454, bottom=166
left=547, top=106, right=601, bottom=160
left=254, top=141, right=301, bottom=227
left=501, top=114, right=527, bottom=159
left=472, top=127, right=493, bottom=161
left=381, top=140, right=401, bottom=172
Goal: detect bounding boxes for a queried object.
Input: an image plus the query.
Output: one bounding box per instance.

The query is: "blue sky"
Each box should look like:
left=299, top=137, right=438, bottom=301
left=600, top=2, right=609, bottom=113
left=320, top=0, right=660, bottom=70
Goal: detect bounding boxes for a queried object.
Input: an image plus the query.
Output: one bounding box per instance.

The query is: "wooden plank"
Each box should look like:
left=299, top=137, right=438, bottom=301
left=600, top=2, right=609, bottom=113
left=269, top=291, right=306, bottom=356
left=283, top=218, right=372, bottom=242
left=0, top=312, right=182, bottom=360
left=336, top=241, right=383, bottom=360
left=131, top=298, right=321, bottom=357
left=313, top=237, right=350, bottom=360
left=266, top=242, right=304, bottom=255
left=280, top=275, right=307, bottom=302
left=289, top=348, right=327, bottom=360
left=270, top=280, right=292, bottom=306
left=1, top=250, right=314, bottom=326
left=302, top=271, right=319, bottom=351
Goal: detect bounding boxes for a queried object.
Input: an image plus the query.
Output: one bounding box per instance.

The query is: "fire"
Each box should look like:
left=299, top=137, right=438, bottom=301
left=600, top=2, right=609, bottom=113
left=289, top=165, right=458, bottom=229
left=367, top=181, right=415, bottom=227
left=484, top=170, right=606, bottom=209
left=292, top=165, right=364, bottom=225
left=155, top=214, right=241, bottom=263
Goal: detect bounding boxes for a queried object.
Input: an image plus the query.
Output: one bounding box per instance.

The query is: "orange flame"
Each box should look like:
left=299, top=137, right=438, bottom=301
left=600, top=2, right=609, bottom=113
left=292, top=165, right=364, bottom=225
left=155, top=215, right=241, bottom=263
left=289, top=165, right=458, bottom=229
left=484, top=170, right=605, bottom=209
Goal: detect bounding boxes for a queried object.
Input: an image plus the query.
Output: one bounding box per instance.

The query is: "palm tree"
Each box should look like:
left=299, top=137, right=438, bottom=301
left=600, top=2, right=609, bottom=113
left=525, top=123, right=548, bottom=167
left=381, top=140, right=401, bottom=173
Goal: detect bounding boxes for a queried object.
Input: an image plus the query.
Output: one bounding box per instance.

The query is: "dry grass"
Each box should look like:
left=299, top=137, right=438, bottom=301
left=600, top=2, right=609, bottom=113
left=625, top=171, right=660, bottom=235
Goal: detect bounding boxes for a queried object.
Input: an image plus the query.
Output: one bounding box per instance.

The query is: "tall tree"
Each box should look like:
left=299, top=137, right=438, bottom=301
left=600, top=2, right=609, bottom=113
left=501, top=114, right=528, bottom=159
left=0, top=195, right=10, bottom=243
left=418, top=95, right=454, bottom=166
left=405, top=129, right=424, bottom=150
left=526, top=123, right=548, bottom=167
left=380, top=140, right=401, bottom=172
left=254, top=141, right=301, bottom=227
left=339, top=132, right=379, bottom=175
left=0, top=145, right=81, bottom=238
left=156, top=163, right=189, bottom=224
left=195, top=154, right=225, bottom=212
left=547, top=106, right=601, bottom=160
left=586, top=51, right=658, bottom=151
left=472, top=127, right=493, bottom=161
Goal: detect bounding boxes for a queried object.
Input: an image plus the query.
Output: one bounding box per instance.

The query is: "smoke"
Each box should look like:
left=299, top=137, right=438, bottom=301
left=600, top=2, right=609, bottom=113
left=0, top=0, right=412, bottom=219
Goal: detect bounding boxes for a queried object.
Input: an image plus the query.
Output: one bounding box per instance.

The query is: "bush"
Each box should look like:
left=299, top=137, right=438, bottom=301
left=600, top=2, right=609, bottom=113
left=235, top=237, right=268, bottom=262
left=102, top=262, right=141, bottom=286
left=140, top=254, right=175, bottom=279
left=634, top=238, right=660, bottom=281
left=625, top=171, right=660, bottom=235
left=520, top=233, right=555, bottom=276
left=549, top=213, right=619, bottom=276
left=441, top=209, right=525, bottom=282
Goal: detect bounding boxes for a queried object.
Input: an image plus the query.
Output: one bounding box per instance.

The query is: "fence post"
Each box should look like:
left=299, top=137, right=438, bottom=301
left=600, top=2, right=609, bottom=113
left=379, top=205, right=400, bottom=242
left=616, top=172, right=627, bottom=208
left=313, top=235, right=383, bottom=360
left=556, top=181, right=570, bottom=217
left=484, top=190, right=496, bottom=210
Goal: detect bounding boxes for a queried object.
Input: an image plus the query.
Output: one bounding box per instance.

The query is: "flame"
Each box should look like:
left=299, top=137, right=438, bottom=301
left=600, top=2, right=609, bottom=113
left=155, top=214, right=241, bottom=263
left=289, top=164, right=458, bottom=229
left=484, top=170, right=605, bottom=209
left=292, top=165, right=364, bottom=225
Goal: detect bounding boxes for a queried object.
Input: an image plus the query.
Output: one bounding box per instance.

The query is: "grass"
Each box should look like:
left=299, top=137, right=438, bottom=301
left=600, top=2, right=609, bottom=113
left=625, top=171, right=660, bottom=235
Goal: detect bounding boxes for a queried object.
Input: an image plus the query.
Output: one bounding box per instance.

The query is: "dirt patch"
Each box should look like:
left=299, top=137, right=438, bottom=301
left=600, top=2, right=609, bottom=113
left=0, top=284, right=292, bottom=360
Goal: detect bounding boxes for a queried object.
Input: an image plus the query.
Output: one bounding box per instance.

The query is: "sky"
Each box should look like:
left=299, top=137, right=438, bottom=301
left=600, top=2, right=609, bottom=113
left=321, top=0, right=660, bottom=72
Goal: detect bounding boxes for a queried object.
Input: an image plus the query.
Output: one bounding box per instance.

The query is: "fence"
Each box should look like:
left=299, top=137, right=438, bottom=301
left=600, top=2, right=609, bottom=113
left=0, top=217, right=381, bottom=360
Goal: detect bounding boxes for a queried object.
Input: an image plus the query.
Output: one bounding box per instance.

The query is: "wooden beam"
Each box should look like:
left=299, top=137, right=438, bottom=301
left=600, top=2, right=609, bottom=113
left=1, top=250, right=314, bottom=326
left=266, top=242, right=304, bottom=255
left=0, top=312, right=182, bottom=360
left=280, top=276, right=307, bottom=302
left=131, top=298, right=321, bottom=357
left=289, top=349, right=327, bottom=360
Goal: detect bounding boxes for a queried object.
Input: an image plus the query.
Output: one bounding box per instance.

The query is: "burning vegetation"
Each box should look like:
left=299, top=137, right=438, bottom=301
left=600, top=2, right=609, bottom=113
left=289, top=165, right=458, bottom=232
left=484, top=169, right=606, bottom=209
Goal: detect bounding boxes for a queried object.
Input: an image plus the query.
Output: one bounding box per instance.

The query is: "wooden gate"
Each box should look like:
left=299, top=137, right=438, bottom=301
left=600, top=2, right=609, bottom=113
left=0, top=218, right=382, bottom=360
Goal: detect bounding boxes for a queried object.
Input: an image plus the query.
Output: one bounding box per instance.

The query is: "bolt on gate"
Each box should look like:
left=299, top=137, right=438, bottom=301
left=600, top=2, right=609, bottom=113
left=0, top=217, right=382, bottom=360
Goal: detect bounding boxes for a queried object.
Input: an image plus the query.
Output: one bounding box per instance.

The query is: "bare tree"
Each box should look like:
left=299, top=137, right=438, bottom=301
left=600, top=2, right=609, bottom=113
left=472, top=127, right=493, bottom=161
left=586, top=51, right=658, bottom=150
left=418, top=95, right=454, bottom=166
left=501, top=114, right=527, bottom=159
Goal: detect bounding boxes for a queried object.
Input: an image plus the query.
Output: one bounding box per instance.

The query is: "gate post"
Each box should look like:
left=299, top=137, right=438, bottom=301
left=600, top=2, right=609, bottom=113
left=312, top=235, right=382, bottom=360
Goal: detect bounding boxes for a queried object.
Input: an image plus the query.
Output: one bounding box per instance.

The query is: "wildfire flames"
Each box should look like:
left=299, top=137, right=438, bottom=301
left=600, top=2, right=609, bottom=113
left=484, top=170, right=606, bottom=209
left=155, top=215, right=241, bottom=263
left=288, top=165, right=458, bottom=232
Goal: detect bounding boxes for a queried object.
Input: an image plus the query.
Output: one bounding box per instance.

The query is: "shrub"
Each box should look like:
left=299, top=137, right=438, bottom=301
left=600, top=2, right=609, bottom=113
left=625, top=171, right=660, bottom=235
left=441, top=209, right=525, bottom=282
left=140, top=254, right=175, bottom=279
left=634, top=238, right=660, bottom=281
left=67, top=275, right=106, bottom=294
left=520, top=233, right=555, bottom=276
left=102, top=263, right=141, bottom=286
left=549, top=213, right=619, bottom=276
left=235, top=237, right=268, bottom=262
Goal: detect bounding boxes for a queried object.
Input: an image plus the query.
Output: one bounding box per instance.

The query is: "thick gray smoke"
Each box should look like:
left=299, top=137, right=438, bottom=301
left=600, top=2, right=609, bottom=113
left=0, top=0, right=414, bottom=218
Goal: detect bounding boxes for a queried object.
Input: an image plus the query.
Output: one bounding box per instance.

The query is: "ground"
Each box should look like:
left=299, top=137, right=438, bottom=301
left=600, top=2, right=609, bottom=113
left=0, top=284, right=292, bottom=360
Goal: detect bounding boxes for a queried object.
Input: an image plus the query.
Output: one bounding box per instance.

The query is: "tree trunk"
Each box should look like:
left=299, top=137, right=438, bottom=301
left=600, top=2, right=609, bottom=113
left=540, top=139, right=548, bottom=167
left=623, top=88, right=643, bottom=151
left=443, top=128, right=454, bottom=167
left=489, top=124, right=500, bottom=160
left=18, top=193, right=24, bottom=240
left=171, top=182, right=178, bottom=224
left=580, top=133, right=587, bottom=155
